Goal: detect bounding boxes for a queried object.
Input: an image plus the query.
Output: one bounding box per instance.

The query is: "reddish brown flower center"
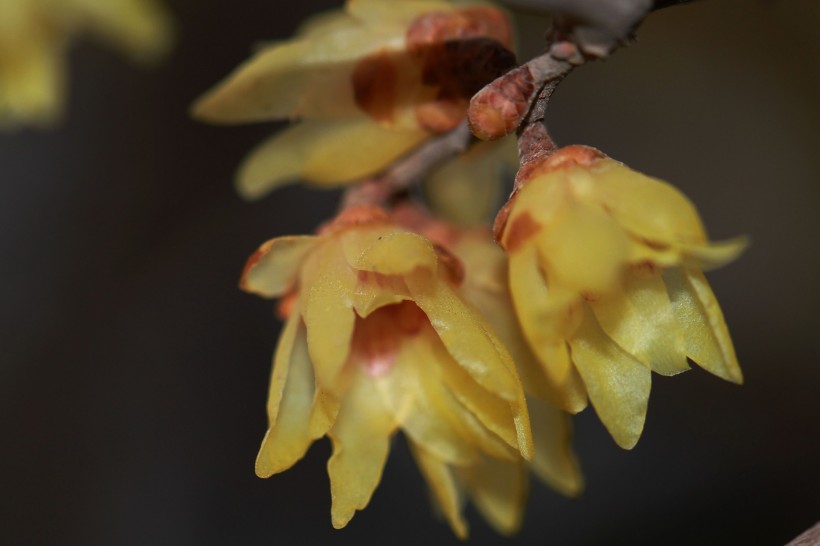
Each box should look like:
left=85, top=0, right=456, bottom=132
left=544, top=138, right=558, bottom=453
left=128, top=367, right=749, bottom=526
left=349, top=301, right=427, bottom=377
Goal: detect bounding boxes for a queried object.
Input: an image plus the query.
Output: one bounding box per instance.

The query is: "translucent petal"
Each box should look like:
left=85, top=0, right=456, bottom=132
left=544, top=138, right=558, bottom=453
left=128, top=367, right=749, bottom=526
left=406, top=271, right=519, bottom=401
left=424, top=138, right=516, bottom=226
left=591, top=273, right=689, bottom=376
left=240, top=235, right=319, bottom=297
left=303, top=246, right=357, bottom=389
left=328, top=372, right=396, bottom=528
left=263, top=309, right=301, bottom=429
left=507, top=245, right=588, bottom=412
left=342, top=227, right=438, bottom=276
left=455, top=456, right=528, bottom=536
left=589, top=159, right=707, bottom=246
left=407, top=269, right=532, bottom=459
left=235, top=119, right=429, bottom=200
left=373, top=332, right=479, bottom=465
left=191, top=27, right=399, bottom=123
left=409, top=443, right=468, bottom=539
left=681, top=237, right=749, bottom=271
left=256, top=322, right=324, bottom=477
left=664, top=268, right=742, bottom=384
left=435, top=340, right=524, bottom=458
left=528, top=397, right=584, bottom=497
left=569, top=307, right=651, bottom=450
left=537, top=202, right=630, bottom=294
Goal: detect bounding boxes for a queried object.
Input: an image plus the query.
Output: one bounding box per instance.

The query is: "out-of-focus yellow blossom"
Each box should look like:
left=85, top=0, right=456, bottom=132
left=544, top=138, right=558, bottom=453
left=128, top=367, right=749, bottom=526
left=388, top=203, right=583, bottom=533
left=241, top=206, right=533, bottom=537
left=496, top=145, right=746, bottom=449
left=0, top=0, right=171, bottom=127
left=193, top=0, right=515, bottom=200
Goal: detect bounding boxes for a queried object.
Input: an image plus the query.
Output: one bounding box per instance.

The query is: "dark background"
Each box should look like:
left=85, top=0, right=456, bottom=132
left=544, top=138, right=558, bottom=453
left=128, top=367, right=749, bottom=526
left=1, top=0, right=818, bottom=544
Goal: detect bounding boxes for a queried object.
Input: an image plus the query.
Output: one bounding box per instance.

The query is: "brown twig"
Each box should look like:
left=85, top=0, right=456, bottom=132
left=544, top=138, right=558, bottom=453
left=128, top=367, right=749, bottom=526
left=340, top=122, right=473, bottom=209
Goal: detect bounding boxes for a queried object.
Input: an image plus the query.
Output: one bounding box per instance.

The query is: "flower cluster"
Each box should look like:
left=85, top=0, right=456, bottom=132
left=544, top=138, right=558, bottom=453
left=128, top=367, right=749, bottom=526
left=197, top=0, right=745, bottom=537
left=0, top=0, right=171, bottom=127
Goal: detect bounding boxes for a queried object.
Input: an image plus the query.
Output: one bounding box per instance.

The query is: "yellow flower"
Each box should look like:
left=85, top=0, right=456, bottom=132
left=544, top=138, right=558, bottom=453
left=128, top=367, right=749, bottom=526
left=384, top=204, right=583, bottom=534
left=193, top=0, right=515, bottom=199
left=0, top=0, right=171, bottom=127
left=496, top=145, right=747, bottom=449
left=241, top=206, right=533, bottom=537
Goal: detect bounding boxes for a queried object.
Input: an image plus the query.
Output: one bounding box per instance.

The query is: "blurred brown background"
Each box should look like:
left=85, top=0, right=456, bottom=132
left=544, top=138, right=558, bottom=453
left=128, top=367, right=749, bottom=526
left=1, top=0, right=818, bottom=544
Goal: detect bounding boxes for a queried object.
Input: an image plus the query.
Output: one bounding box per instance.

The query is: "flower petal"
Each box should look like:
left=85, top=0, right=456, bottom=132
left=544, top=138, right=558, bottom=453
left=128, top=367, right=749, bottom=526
left=569, top=307, right=651, bottom=450
left=328, top=372, right=396, bottom=529
left=681, top=237, right=749, bottom=271
left=240, top=235, right=319, bottom=297
left=591, top=272, right=689, bottom=377
left=303, top=246, right=357, bottom=389
left=589, top=159, right=707, bottom=246
left=536, top=201, right=630, bottom=295
left=342, top=227, right=438, bottom=276
left=508, top=245, right=588, bottom=412
left=455, top=456, right=528, bottom=536
left=664, top=268, right=743, bottom=384
left=409, top=442, right=468, bottom=539
left=256, top=320, right=328, bottom=477
left=373, top=331, right=480, bottom=465
left=407, top=270, right=533, bottom=459
left=528, top=397, right=584, bottom=497
left=191, top=26, right=394, bottom=123
left=235, top=119, right=429, bottom=199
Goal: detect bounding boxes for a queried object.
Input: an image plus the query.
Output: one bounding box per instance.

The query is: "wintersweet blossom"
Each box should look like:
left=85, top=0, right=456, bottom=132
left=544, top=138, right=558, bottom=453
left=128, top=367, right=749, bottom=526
left=0, top=0, right=171, bottom=126
left=241, top=206, right=534, bottom=536
left=193, top=0, right=515, bottom=199
left=495, top=145, right=746, bottom=449
left=389, top=204, right=583, bottom=533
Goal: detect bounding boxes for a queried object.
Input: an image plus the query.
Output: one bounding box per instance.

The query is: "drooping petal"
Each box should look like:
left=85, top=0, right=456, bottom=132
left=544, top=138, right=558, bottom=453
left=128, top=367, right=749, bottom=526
left=536, top=201, right=630, bottom=295
left=328, top=372, right=396, bottom=529
left=664, top=268, right=743, bottom=384
left=256, top=321, right=328, bottom=477
left=681, top=237, right=749, bottom=271
left=569, top=307, right=651, bottom=450
left=302, top=245, right=357, bottom=390
left=406, top=270, right=519, bottom=401
left=407, top=268, right=533, bottom=459
left=588, top=159, right=708, bottom=247
left=262, top=309, right=301, bottom=429
left=240, top=235, right=319, bottom=297
left=528, top=397, right=584, bottom=497
left=507, top=245, right=588, bottom=412
left=235, top=119, right=429, bottom=199
left=191, top=26, right=397, bottom=123
left=455, top=456, right=528, bottom=536
left=591, top=272, right=689, bottom=377
left=342, top=227, right=438, bottom=276
left=374, top=329, right=480, bottom=465
left=409, top=443, right=468, bottom=539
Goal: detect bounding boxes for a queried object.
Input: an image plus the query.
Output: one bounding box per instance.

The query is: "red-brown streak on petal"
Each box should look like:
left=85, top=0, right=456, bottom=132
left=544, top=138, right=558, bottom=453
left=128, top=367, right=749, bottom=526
left=352, top=49, right=399, bottom=125
left=318, top=206, right=390, bottom=236
left=468, top=64, right=534, bottom=141
left=239, top=239, right=275, bottom=292
left=502, top=210, right=541, bottom=253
